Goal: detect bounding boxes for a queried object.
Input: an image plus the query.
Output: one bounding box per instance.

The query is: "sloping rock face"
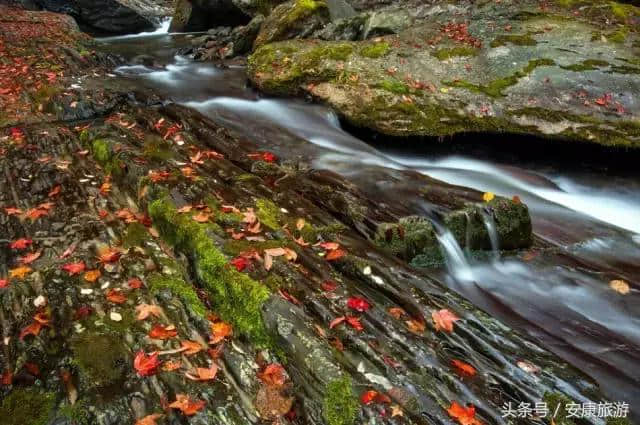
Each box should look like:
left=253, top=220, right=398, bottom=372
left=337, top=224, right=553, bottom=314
left=248, top=0, right=640, bottom=148
left=25, top=0, right=169, bottom=34
left=169, top=0, right=251, bottom=32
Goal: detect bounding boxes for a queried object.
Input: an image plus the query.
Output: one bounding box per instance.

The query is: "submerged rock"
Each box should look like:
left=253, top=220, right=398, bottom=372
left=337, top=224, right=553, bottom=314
left=248, top=0, right=640, bottom=148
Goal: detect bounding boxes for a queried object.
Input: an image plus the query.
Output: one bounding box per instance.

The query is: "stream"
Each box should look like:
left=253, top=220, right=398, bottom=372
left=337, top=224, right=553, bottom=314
left=98, top=30, right=640, bottom=408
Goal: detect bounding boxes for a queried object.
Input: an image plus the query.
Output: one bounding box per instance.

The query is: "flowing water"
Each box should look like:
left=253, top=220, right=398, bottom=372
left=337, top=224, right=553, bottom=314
left=98, top=31, right=640, bottom=407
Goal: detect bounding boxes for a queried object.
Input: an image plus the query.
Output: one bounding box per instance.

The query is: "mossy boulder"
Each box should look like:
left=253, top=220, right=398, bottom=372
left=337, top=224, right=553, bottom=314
left=249, top=0, right=640, bottom=148
left=169, top=0, right=251, bottom=32
left=72, top=332, right=129, bottom=391
left=253, top=0, right=330, bottom=49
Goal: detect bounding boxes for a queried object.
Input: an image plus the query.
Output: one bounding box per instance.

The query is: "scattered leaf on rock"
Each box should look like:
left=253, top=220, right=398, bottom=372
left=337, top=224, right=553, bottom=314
left=432, top=309, right=460, bottom=333
left=447, top=401, right=483, bottom=425
left=168, top=394, right=206, bottom=416
left=609, top=279, right=630, bottom=295
left=133, top=351, right=161, bottom=376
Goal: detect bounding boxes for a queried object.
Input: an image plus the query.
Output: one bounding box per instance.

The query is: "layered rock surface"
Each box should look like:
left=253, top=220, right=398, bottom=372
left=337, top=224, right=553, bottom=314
left=248, top=0, right=640, bottom=148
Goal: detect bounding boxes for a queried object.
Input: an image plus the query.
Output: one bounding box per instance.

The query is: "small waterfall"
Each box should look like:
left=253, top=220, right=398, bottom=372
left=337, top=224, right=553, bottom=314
left=432, top=222, right=474, bottom=282
left=480, top=210, right=500, bottom=259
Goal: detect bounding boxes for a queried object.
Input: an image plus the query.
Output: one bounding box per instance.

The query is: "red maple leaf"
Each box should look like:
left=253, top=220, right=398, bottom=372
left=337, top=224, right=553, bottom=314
left=345, top=316, right=364, bottom=331
left=168, top=394, right=206, bottom=416
left=106, top=289, right=127, bottom=304
left=229, top=256, right=249, bottom=272
left=361, top=390, right=391, bottom=405
left=10, top=238, right=32, bottom=250
left=347, top=296, right=371, bottom=312
left=258, top=363, right=287, bottom=387
left=451, top=360, right=477, bottom=377
left=447, top=401, right=483, bottom=425
left=19, top=251, right=41, bottom=265
left=134, top=351, right=161, bottom=376
left=61, top=262, right=86, bottom=276
left=432, top=309, right=460, bottom=333
left=148, top=324, right=178, bottom=340
left=326, top=249, right=347, bottom=261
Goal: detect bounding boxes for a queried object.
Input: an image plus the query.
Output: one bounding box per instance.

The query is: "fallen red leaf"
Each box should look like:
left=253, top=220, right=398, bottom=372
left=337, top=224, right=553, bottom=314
left=106, top=289, right=127, bottom=304
left=0, top=279, right=9, bottom=289
left=432, top=309, right=460, bottom=333
left=329, top=316, right=346, bottom=329
left=135, top=413, right=164, bottom=425
left=134, top=351, right=161, bottom=377
left=347, top=296, right=371, bottom=312
left=19, top=251, right=41, bottom=265
left=346, top=316, right=364, bottom=331
left=61, top=262, right=85, bottom=276
left=10, top=238, right=32, bottom=250
left=98, top=248, right=122, bottom=264
left=361, top=390, right=391, bottom=405
left=451, top=360, right=477, bottom=377
left=229, top=256, right=249, bottom=272
left=210, top=321, right=233, bottom=344
left=326, top=248, right=347, bottom=261
left=128, top=277, right=143, bottom=289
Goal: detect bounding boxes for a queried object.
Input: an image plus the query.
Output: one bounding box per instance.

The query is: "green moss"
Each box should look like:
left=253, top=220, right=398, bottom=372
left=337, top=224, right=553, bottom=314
left=148, top=272, right=206, bottom=318
left=223, top=239, right=289, bottom=256
left=72, top=333, right=128, bottom=389
left=256, top=198, right=281, bottom=229
left=490, top=34, right=537, bottom=48
left=543, top=392, right=576, bottom=425
left=560, top=59, right=609, bottom=71
left=359, top=42, right=390, bottom=58
left=305, top=43, right=353, bottom=62
left=609, top=1, right=638, bottom=20
left=0, top=389, right=55, bottom=425
left=122, top=222, right=150, bottom=248
left=445, top=58, right=555, bottom=97
left=143, top=135, right=174, bottom=161
left=92, top=139, right=111, bottom=164
left=609, top=26, right=629, bottom=43
left=58, top=401, right=90, bottom=425
left=323, top=376, right=359, bottom=425
left=374, top=216, right=437, bottom=261
left=148, top=197, right=272, bottom=347
left=432, top=46, right=478, bottom=60
left=606, top=417, right=632, bottom=425
left=378, top=78, right=410, bottom=94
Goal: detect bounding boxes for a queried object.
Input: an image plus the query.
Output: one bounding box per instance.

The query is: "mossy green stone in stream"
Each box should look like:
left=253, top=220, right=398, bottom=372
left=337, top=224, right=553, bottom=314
left=323, top=376, right=359, bottom=425
left=359, top=42, right=390, bottom=58
left=223, top=239, right=289, bottom=256
left=0, top=389, right=55, bottom=425
left=561, top=59, right=610, bottom=71
left=148, top=197, right=273, bottom=347
left=375, top=216, right=437, bottom=261
left=71, top=332, right=128, bottom=391
left=433, top=46, right=478, bottom=60
left=148, top=272, right=207, bottom=318
left=256, top=198, right=282, bottom=229
left=490, top=34, right=537, bottom=47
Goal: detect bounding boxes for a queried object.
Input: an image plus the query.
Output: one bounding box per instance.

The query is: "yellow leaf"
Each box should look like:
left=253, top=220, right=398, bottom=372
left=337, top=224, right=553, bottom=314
left=609, top=279, right=630, bottom=295
left=9, top=266, right=32, bottom=279
left=84, top=269, right=101, bottom=283
left=482, top=192, right=495, bottom=202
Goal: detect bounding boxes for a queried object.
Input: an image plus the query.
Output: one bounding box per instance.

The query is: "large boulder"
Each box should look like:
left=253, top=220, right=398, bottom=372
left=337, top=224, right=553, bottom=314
left=248, top=0, right=640, bottom=148
left=253, top=0, right=330, bottom=49
left=169, top=0, right=251, bottom=32
left=31, top=0, right=169, bottom=34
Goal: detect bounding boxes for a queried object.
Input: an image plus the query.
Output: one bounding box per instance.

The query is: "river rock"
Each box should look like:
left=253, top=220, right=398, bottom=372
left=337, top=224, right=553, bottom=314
left=248, top=0, right=640, bottom=148
left=28, top=0, right=169, bottom=34
left=253, top=0, right=330, bottom=49
left=169, top=0, right=251, bottom=32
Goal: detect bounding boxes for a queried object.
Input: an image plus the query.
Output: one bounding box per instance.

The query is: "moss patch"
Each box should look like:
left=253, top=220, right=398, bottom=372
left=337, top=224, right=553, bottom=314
left=72, top=332, right=129, bottom=389
left=445, top=58, right=555, bottom=97
left=0, top=389, right=55, bottom=425
left=122, top=222, right=150, bottom=248
left=256, top=198, right=282, bottom=229
left=433, top=46, right=478, bottom=60
left=560, top=59, right=609, bottom=71
left=490, top=34, right=537, bottom=47
left=323, top=376, right=359, bottom=425
left=359, top=42, right=390, bottom=58
left=148, top=272, right=207, bottom=318
left=148, top=197, right=273, bottom=347
left=378, top=78, right=410, bottom=94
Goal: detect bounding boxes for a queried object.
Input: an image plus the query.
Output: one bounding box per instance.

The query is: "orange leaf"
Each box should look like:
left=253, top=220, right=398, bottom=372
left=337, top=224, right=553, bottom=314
left=135, top=413, right=164, bottom=425
left=180, top=340, right=204, bottom=355
left=325, top=248, right=346, bottom=261
left=258, top=363, right=287, bottom=387
left=432, top=309, right=460, bottom=333
left=447, top=401, right=482, bottom=425
left=106, top=289, right=127, bottom=304
left=210, top=321, right=232, bottom=344
left=136, top=303, right=163, bottom=320
left=162, top=360, right=182, bottom=372
left=361, top=390, right=391, bottom=405
left=98, top=247, right=121, bottom=264
left=451, top=360, right=477, bottom=377
left=9, top=238, right=32, bottom=250
left=128, top=277, right=143, bottom=289
left=192, top=212, right=210, bottom=223
left=168, top=394, right=206, bottom=416
left=19, top=322, right=44, bottom=340
left=83, top=269, right=101, bottom=283
left=186, top=364, right=218, bottom=381
left=149, top=324, right=177, bottom=340
left=9, top=266, right=32, bottom=280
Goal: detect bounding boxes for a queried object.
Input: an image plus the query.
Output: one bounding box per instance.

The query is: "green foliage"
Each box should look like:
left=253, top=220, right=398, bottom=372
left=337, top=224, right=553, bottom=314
left=148, top=272, right=207, bottom=318
left=323, top=376, right=359, bottom=425
left=490, top=34, right=537, bottom=47
left=256, top=198, right=282, bottom=229
left=0, top=389, right=55, bottom=425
